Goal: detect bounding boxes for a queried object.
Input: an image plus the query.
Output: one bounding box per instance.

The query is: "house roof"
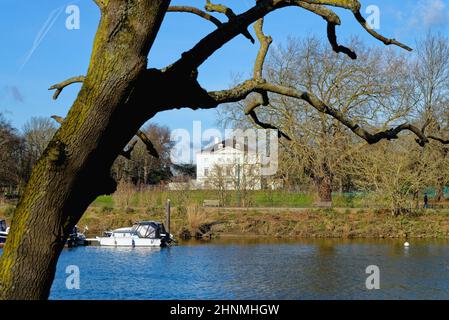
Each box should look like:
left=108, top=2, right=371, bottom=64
left=201, top=138, right=256, bottom=153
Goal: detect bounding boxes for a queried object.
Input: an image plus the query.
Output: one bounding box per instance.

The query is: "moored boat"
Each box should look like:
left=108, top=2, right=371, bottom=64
left=96, top=221, right=174, bottom=247
left=0, top=219, right=9, bottom=244
left=66, top=225, right=88, bottom=248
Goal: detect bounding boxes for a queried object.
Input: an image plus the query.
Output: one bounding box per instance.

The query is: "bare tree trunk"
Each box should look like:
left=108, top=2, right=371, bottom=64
left=315, top=161, right=333, bottom=202
left=315, top=175, right=332, bottom=202
left=436, top=184, right=444, bottom=202
left=0, top=0, right=170, bottom=300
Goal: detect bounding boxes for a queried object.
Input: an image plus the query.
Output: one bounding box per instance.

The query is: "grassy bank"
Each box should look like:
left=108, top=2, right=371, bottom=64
left=94, top=190, right=372, bottom=209
left=72, top=206, right=449, bottom=239
left=3, top=193, right=449, bottom=239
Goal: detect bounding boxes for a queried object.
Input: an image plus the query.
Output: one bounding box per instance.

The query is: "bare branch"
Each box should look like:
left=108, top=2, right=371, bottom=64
left=167, top=6, right=222, bottom=28
left=249, top=110, right=292, bottom=140
left=352, top=10, right=412, bottom=52
left=295, top=1, right=356, bottom=59
left=206, top=79, right=435, bottom=146
left=327, top=22, right=357, bottom=59
left=428, top=135, right=449, bottom=145
left=296, top=1, right=341, bottom=24
left=245, top=17, right=286, bottom=139
left=253, top=18, right=272, bottom=80
left=169, top=0, right=411, bottom=74
left=137, top=130, right=159, bottom=158
left=49, top=76, right=85, bottom=100
left=51, top=115, right=64, bottom=125
left=204, top=0, right=255, bottom=43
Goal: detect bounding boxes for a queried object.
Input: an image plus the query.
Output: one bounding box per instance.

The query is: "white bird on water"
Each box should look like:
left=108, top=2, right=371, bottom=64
left=404, top=241, right=410, bottom=247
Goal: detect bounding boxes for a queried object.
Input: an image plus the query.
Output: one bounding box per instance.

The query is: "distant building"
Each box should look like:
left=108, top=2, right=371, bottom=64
left=196, top=138, right=262, bottom=190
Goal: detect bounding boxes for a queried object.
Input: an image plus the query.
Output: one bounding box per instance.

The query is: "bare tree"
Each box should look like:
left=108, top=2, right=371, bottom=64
left=112, top=124, right=173, bottom=185
left=412, top=33, right=449, bottom=200
left=0, top=0, right=432, bottom=299
left=0, top=114, right=24, bottom=193
left=23, top=117, right=57, bottom=161
left=20, top=117, right=58, bottom=183
left=220, top=37, right=414, bottom=202
left=206, top=164, right=231, bottom=206
left=349, top=139, right=441, bottom=215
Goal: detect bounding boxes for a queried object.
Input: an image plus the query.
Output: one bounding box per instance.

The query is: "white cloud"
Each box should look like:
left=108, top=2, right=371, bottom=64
left=410, top=0, right=449, bottom=29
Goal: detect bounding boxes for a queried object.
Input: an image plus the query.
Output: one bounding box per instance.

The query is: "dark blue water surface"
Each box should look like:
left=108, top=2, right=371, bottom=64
left=2, top=238, right=449, bottom=299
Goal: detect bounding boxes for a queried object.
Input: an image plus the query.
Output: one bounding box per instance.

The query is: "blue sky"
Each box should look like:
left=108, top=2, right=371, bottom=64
left=0, top=0, right=449, bottom=134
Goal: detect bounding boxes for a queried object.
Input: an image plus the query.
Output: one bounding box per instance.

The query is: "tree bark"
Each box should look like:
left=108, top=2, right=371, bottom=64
left=0, top=0, right=170, bottom=300
left=315, top=174, right=333, bottom=202
left=315, top=161, right=333, bottom=202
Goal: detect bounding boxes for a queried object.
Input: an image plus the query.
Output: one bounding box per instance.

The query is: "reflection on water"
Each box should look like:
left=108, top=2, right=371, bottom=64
left=3, top=238, right=449, bottom=299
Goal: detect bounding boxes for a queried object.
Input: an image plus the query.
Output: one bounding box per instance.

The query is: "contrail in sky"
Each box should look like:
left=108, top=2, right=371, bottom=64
left=19, top=1, right=82, bottom=73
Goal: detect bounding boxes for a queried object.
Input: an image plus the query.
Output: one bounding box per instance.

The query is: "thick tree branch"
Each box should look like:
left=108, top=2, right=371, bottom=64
left=167, top=6, right=222, bottom=27
left=136, top=130, right=160, bottom=158
left=48, top=76, right=85, bottom=100
left=295, top=1, right=356, bottom=59
left=253, top=18, right=272, bottom=80
left=168, top=0, right=410, bottom=75
left=327, top=22, right=357, bottom=59
left=205, top=0, right=255, bottom=43
left=121, top=139, right=138, bottom=160
left=206, top=79, right=435, bottom=146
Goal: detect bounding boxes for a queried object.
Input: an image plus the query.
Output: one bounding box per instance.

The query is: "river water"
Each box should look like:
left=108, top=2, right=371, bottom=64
left=2, top=238, right=449, bottom=299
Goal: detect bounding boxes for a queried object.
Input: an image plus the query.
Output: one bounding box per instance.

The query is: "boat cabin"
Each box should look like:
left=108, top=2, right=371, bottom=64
left=133, top=221, right=167, bottom=239
left=106, top=221, right=167, bottom=239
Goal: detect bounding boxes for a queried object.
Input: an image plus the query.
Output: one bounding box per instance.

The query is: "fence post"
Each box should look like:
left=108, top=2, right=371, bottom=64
left=166, top=199, right=171, bottom=235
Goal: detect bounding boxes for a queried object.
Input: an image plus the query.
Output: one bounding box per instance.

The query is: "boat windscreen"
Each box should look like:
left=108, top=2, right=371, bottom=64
left=136, top=224, right=157, bottom=238
left=0, top=220, right=6, bottom=232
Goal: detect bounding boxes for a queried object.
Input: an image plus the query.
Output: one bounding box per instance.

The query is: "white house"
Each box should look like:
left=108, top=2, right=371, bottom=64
left=196, top=138, right=262, bottom=190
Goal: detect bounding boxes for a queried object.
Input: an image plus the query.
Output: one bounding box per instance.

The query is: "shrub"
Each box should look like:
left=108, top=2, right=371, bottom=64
left=112, top=179, right=136, bottom=209
left=3, top=205, right=15, bottom=218
left=186, top=205, right=209, bottom=234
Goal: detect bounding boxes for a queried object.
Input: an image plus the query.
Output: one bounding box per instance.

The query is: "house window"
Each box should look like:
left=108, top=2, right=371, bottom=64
left=204, top=168, right=209, bottom=176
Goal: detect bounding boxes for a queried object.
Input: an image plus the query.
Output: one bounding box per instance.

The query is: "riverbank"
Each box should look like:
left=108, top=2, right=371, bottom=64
left=2, top=203, right=449, bottom=239
left=76, top=206, right=449, bottom=239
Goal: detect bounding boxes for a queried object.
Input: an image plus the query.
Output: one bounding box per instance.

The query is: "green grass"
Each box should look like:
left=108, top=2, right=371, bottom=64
left=93, top=195, right=114, bottom=207
left=91, top=190, right=377, bottom=209
left=95, top=189, right=447, bottom=210
left=92, top=190, right=315, bottom=208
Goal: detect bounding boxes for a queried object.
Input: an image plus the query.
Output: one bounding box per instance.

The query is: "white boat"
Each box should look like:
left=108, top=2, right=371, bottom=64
left=0, top=220, right=9, bottom=244
left=96, top=221, right=174, bottom=247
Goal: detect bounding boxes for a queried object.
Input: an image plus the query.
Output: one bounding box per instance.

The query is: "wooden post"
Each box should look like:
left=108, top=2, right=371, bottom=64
left=237, top=163, right=241, bottom=207
left=166, top=199, right=171, bottom=234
